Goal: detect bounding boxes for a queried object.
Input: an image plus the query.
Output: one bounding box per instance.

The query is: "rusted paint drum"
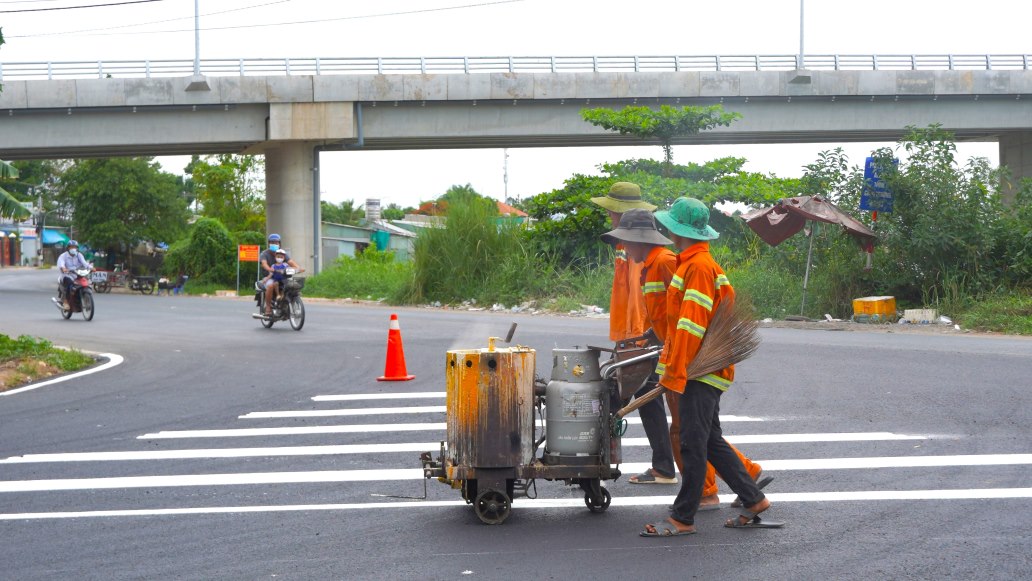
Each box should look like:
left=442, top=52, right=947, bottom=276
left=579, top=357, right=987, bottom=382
left=445, top=347, right=536, bottom=471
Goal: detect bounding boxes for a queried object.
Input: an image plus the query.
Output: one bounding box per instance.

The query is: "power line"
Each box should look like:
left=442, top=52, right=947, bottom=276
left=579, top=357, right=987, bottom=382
left=0, top=0, right=165, bottom=13
left=6, top=0, right=525, bottom=39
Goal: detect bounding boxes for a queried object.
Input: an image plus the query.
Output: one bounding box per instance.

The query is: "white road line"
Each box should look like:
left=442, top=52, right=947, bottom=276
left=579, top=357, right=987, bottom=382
left=138, top=415, right=761, bottom=439
left=3, top=488, right=1031, bottom=520
left=1, top=433, right=932, bottom=463
left=3, top=454, right=1029, bottom=492
left=241, top=406, right=446, bottom=418
left=240, top=407, right=763, bottom=422
left=0, top=353, right=124, bottom=397
left=312, top=392, right=446, bottom=401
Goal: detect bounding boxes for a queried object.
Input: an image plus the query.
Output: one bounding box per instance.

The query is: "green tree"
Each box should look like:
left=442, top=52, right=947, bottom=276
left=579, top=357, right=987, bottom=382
left=189, top=154, right=265, bottom=232
left=321, top=199, right=364, bottom=225
left=0, top=29, right=29, bottom=221
left=381, top=203, right=405, bottom=220
left=163, top=217, right=236, bottom=285
left=581, top=105, right=741, bottom=175
left=60, top=157, right=189, bottom=261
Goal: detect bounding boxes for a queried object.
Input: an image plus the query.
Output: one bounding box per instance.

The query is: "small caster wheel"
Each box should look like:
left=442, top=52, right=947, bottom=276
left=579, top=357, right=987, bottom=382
left=585, top=487, right=612, bottom=513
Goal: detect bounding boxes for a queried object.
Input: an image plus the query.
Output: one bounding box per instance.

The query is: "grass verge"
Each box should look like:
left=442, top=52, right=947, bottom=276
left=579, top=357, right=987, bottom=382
left=0, top=334, right=96, bottom=392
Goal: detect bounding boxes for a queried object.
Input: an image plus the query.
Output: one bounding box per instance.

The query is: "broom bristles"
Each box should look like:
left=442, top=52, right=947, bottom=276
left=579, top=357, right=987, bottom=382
left=616, top=298, right=760, bottom=419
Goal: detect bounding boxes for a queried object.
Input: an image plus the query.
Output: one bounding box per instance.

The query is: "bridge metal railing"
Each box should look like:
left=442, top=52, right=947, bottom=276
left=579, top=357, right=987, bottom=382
left=0, top=54, right=1029, bottom=82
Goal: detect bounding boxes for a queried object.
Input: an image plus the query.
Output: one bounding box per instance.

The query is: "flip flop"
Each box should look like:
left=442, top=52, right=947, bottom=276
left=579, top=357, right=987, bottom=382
left=629, top=469, right=678, bottom=485
left=731, top=472, right=774, bottom=508
left=725, top=510, right=784, bottom=529
left=641, top=519, right=697, bottom=537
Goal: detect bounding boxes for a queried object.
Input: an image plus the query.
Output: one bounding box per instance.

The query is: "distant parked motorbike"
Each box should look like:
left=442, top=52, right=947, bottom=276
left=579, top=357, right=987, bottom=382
left=251, top=268, right=305, bottom=331
left=52, top=267, right=96, bottom=321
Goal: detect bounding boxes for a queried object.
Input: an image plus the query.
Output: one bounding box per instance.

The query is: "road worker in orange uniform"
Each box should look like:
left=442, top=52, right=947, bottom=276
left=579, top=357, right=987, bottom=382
left=591, top=183, right=677, bottom=485
left=602, top=208, right=771, bottom=512
left=642, top=198, right=783, bottom=537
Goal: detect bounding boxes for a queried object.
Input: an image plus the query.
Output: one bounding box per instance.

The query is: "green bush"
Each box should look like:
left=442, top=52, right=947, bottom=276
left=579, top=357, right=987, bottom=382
left=164, top=217, right=236, bottom=285
left=0, top=334, right=94, bottom=371
left=957, top=290, right=1032, bottom=334
left=305, top=247, right=412, bottom=302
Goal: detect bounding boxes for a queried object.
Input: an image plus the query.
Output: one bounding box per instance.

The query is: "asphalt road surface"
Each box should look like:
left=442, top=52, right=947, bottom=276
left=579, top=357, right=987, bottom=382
left=1, top=267, right=1030, bottom=580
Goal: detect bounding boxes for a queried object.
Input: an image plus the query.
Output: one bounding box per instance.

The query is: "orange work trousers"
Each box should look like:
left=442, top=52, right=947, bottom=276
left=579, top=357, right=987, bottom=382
left=664, top=390, right=762, bottom=497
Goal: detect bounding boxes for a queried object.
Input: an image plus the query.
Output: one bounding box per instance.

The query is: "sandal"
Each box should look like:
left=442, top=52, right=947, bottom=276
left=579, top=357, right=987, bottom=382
left=641, top=517, right=696, bottom=537
left=730, top=470, right=774, bottom=508
left=629, top=468, right=678, bottom=485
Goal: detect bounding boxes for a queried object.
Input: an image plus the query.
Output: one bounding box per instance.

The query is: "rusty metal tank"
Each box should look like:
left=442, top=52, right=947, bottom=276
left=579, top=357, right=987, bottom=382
left=544, top=347, right=605, bottom=462
left=444, top=343, right=536, bottom=476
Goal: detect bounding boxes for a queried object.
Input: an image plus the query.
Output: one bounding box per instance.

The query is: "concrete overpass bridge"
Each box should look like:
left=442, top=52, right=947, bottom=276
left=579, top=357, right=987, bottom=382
left=2, top=54, right=1030, bottom=272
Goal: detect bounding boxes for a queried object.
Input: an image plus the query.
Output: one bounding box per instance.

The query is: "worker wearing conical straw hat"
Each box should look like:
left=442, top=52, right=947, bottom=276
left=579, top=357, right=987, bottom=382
left=641, top=197, right=783, bottom=537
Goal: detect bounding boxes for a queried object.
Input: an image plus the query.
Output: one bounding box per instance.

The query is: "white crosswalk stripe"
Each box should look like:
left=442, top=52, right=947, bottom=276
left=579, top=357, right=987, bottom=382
left=0, top=391, right=1027, bottom=521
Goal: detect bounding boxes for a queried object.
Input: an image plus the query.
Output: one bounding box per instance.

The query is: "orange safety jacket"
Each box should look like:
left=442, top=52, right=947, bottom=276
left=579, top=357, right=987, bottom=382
left=640, top=246, right=678, bottom=344
left=657, top=241, right=736, bottom=394
left=609, top=243, right=648, bottom=342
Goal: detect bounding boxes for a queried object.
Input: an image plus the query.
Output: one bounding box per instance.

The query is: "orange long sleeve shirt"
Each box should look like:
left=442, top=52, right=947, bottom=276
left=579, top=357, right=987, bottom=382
left=657, top=241, right=736, bottom=394
left=640, top=246, right=678, bottom=344
left=609, top=243, right=648, bottom=342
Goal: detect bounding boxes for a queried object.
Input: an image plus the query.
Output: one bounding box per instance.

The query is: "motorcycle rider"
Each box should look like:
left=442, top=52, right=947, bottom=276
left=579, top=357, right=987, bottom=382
left=56, top=240, right=92, bottom=309
left=259, top=233, right=303, bottom=317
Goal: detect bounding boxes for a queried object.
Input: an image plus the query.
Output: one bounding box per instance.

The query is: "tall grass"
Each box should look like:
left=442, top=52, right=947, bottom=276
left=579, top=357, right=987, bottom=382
left=305, top=247, right=412, bottom=302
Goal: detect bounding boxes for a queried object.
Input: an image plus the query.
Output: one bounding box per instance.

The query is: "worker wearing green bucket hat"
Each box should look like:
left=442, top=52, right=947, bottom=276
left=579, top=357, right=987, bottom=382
left=641, top=197, right=783, bottom=537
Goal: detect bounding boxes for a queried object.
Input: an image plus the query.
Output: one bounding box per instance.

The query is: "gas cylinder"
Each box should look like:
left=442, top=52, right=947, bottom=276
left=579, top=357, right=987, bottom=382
left=544, top=348, right=604, bottom=463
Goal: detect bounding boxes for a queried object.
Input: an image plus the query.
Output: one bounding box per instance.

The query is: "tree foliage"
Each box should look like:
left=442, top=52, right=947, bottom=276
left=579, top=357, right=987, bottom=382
left=189, top=154, right=265, bottom=233
left=581, top=105, right=741, bottom=174
left=59, top=157, right=189, bottom=255
left=0, top=31, right=29, bottom=221
left=381, top=203, right=405, bottom=220
left=321, top=199, right=364, bottom=225
left=163, top=217, right=236, bottom=284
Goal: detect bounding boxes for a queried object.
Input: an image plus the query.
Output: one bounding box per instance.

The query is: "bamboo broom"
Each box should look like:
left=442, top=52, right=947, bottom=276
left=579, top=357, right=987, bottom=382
left=615, top=297, right=761, bottom=419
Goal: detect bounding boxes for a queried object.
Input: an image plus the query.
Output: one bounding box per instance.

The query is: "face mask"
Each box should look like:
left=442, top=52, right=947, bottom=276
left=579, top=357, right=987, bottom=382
left=275, top=257, right=284, bottom=264
left=68, top=248, right=78, bottom=256
left=269, top=244, right=280, bottom=251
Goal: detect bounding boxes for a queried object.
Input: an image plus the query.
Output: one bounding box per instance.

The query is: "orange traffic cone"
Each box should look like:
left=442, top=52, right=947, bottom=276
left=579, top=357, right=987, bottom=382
left=378, top=313, right=415, bottom=381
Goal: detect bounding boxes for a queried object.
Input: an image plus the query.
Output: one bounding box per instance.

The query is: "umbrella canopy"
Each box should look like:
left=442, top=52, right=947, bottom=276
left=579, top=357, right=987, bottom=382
left=742, top=195, right=875, bottom=252
left=41, top=229, right=70, bottom=245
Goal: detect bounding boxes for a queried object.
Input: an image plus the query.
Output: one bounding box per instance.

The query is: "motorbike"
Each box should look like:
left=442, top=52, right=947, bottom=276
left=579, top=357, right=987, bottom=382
left=251, top=268, right=305, bottom=331
left=52, top=267, right=96, bottom=321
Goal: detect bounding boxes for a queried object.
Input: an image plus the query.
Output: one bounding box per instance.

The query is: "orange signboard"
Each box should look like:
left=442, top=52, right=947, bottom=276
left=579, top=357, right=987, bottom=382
left=238, top=244, right=261, bottom=262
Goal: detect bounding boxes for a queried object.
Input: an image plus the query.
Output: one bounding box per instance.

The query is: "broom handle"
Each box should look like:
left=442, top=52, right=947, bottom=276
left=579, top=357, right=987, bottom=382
left=615, top=385, right=666, bottom=419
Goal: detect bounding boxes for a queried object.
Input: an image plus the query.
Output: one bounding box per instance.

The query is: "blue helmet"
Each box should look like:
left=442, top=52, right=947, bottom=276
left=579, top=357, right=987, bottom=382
left=268, top=233, right=281, bottom=242
left=67, top=239, right=79, bottom=247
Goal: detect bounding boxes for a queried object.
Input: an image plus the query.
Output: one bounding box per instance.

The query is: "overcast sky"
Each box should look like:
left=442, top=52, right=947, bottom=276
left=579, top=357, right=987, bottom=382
left=2, top=0, right=1026, bottom=208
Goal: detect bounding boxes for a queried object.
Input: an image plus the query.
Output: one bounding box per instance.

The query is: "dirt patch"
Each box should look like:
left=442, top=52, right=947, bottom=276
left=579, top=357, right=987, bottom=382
left=0, top=358, right=61, bottom=393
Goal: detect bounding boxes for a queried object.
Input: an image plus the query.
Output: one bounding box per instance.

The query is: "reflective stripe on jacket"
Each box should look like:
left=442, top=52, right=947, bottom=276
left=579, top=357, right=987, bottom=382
left=658, top=241, right=736, bottom=393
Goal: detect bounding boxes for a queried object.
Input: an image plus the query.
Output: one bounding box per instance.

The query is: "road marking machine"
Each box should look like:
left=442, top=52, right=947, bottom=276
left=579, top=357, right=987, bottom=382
left=420, top=324, right=660, bottom=524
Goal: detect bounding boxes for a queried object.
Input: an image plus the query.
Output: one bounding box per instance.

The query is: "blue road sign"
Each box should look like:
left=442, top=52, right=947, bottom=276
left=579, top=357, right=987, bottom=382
left=860, top=157, right=897, bottom=212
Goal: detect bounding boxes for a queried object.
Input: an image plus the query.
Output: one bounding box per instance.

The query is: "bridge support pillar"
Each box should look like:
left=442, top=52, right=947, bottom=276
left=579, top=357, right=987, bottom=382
left=265, top=141, right=319, bottom=272
left=1000, top=132, right=1032, bottom=206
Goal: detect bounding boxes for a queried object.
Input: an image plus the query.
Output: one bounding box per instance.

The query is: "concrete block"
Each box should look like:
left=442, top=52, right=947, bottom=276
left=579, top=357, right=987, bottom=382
left=219, top=76, right=269, bottom=103
left=657, top=72, right=700, bottom=98
left=1010, top=72, right=1032, bottom=95
left=534, top=73, right=576, bottom=99
left=172, top=76, right=223, bottom=105
left=896, top=71, right=935, bottom=95
left=75, top=78, right=126, bottom=107
left=738, top=71, right=782, bottom=96
left=0, top=81, right=28, bottom=108
left=934, top=71, right=975, bottom=95
left=974, top=71, right=1011, bottom=94
left=269, top=102, right=354, bottom=140
left=125, top=78, right=175, bottom=106
left=858, top=71, right=896, bottom=95
left=700, top=72, right=740, bottom=96
left=314, top=76, right=360, bottom=101
left=403, top=74, right=448, bottom=101
left=621, top=73, right=661, bottom=98
left=816, top=71, right=860, bottom=96
left=359, top=75, right=404, bottom=101
left=26, top=79, right=76, bottom=108
left=490, top=73, right=534, bottom=99
left=266, top=76, right=313, bottom=102
left=574, top=72, right=615, bottom=99
left=447, top=74, right=491, bottom=100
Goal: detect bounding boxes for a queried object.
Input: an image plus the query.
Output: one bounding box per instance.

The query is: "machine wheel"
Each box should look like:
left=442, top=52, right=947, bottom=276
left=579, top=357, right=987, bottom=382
left=80, top=289, right=95, bottom=321
left=473, top=489, right=512, bottom=525
left=61, top=298, right=73, bottom=319
left=95, top=281, right=110, bottom=293
left=584, top=487, right=612, bottom=513
left=288, top=296, right=305, bottom=331
left=256, top=295, right=274, bottom=328
left=141, top=281, right=155, bottom=295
